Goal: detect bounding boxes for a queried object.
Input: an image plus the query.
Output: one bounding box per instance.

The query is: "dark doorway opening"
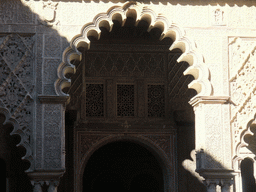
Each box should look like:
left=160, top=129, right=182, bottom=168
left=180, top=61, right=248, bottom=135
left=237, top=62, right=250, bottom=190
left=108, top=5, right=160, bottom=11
left=241, top=158, right=256, bottom=192
left=83, top=141, right=164, bottom=192
left=0, top=158, right=6, bottom=191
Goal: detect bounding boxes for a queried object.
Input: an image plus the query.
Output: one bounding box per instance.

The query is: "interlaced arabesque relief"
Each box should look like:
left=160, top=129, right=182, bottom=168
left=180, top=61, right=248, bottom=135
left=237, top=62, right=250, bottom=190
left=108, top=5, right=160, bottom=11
left=229, top=37, right=256, bottom=155
left=0, top=33, right=34, bottom=165
left=86, top=84, right=104, bottom=117
left=117, top=84, right=135, bottom=117
left=85, top=52, right=166, bottom=78
left=70, top=47, right=195, bottom=121
left=148, top=85, right=165, bottom=118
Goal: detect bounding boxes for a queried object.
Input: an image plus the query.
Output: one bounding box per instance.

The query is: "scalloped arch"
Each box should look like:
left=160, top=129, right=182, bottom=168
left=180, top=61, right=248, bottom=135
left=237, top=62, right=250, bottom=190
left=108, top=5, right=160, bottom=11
left=0, top=107, right=33, bottom=171
left=235, top=115, right=256, bottom=157
left=55, top=2, right=212, bottom=97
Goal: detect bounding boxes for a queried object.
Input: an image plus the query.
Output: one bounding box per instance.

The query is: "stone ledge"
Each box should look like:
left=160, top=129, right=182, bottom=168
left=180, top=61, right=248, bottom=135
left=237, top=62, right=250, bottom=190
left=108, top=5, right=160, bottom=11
left=28, top=170, right=65, bottom=181
left=38, top=95, right=69, bottom=104
left=189, top=96, right=230, bottom=107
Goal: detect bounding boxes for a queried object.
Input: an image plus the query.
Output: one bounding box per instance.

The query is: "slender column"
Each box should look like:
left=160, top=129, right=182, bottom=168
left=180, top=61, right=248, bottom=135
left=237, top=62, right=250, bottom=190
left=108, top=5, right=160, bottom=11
left=47, top=180, right=59, bottom=192
left=220, top=179, right=233, bottom=192
left=204, top=179, right=219, bottom=192
left=31, top=180, right=44, bottom=192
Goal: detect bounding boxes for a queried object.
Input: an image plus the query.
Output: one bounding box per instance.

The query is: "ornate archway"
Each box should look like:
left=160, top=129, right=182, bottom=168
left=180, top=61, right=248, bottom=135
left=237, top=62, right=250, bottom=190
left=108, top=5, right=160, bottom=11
left=55, top=2, right=212, bottom=97
left=58, top=3, right=215, bottom=192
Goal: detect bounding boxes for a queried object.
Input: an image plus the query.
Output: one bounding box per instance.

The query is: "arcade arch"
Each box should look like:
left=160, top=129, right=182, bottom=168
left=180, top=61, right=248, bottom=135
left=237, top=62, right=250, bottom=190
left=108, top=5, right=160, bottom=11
left=82, top=140, right=165, bottom=192
left=56, top=2, right=212, bottom=98
left=60, top=3, right=210, bottom=192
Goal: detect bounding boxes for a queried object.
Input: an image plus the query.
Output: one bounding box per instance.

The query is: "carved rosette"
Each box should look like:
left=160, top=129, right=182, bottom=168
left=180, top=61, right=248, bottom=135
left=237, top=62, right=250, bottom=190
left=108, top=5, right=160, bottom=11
left=56, top=2, right=212, bottom=97
left=229, top=37, right=256, bottom=156
left=0, top=33, right=34, bottom=168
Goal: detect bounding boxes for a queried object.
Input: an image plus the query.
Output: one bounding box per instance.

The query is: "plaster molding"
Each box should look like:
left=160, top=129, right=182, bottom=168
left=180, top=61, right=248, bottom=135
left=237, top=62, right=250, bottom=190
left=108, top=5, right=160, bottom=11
left=38, top=95, right=69, bottom=104
left=55, top=2, right=212, bottom=97
left=189, top=96, right=230, bottom=107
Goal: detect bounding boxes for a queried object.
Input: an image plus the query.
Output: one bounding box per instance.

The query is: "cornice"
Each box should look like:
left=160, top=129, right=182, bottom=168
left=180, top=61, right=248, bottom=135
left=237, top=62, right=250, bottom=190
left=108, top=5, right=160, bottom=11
left=189, top=96, right=230, bottom=107
left=38, top=95, right=70, bottom=104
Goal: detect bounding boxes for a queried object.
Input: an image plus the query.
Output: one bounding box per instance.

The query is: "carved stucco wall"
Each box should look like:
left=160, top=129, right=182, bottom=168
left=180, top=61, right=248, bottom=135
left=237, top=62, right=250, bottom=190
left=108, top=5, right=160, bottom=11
left=0, top=0, right=256, bottom=191
left=229, top=37, right=256, bottom=192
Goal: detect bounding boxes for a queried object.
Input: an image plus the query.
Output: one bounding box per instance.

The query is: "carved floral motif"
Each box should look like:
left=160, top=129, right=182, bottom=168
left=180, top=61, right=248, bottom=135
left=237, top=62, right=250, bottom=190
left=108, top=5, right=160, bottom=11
left=38, top=1, right=59, bottom=26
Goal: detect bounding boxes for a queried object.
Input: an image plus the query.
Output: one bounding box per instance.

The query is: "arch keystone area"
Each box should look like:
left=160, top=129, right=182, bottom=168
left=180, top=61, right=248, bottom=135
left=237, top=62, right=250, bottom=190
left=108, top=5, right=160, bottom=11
left=55, top=2, right=212, bottom=97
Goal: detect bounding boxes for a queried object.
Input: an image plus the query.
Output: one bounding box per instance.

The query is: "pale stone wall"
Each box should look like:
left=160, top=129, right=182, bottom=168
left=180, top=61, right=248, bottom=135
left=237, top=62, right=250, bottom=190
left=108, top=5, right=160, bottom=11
left=0, top=0, right=255, bottom=191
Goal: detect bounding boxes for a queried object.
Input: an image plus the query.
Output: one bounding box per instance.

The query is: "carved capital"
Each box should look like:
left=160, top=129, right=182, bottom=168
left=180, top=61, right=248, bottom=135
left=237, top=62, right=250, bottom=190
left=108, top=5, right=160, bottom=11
left=31, top=180, right=44, bottom=192
left=28, top=171, right=64, bottom=189
left=204, top=179, right=219, bottom=192
left=46, top=180, right=59, bottom=192
left=220, top=179, right=234, bottom=192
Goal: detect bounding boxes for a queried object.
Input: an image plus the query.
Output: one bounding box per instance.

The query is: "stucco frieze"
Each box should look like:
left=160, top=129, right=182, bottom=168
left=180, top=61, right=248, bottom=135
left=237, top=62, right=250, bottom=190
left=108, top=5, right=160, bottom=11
left=229, top=37, right=256, bottom=157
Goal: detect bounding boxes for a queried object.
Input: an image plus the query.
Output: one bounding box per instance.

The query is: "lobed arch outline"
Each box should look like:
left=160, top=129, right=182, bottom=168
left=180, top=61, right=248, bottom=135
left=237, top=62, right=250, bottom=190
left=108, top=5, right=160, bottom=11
left=235, top=115, right=256, bottom=159
left=0, top=106, right=33, bottom=172
left=76, top=134, right=174, bottom=192
left=233, top=152, right=256, bottom=192
left=55, top=2, right=212, bottom=97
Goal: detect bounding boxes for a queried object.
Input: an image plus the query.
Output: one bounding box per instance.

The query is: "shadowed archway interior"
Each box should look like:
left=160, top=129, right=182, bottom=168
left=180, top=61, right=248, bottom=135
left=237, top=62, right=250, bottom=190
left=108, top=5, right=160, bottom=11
left=241, top=158, right=256, bottom=192
left=83, top=141, right=164, bottom=192
left=0, top=114, right=32, bottom=192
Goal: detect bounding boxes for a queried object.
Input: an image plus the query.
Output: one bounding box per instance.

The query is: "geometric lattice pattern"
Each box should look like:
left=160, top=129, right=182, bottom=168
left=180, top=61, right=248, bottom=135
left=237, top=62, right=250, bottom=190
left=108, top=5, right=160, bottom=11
left=86, top=84, right=104, bottom=117
left=117, top=84, right=134, bottom=117
left=85, top=52, right=165, bottom=78
left=148, top=85, right=165, bottom=117
left=0, top=33, right=34, bottom=163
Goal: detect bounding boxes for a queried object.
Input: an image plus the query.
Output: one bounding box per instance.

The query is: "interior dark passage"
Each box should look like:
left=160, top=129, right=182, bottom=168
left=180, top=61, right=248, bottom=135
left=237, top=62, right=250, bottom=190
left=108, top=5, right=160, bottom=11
left=0, top=114, right=32, bottom=192
left=0, top=158, right=6, bottom=191
left=83, top=141, right=164, bottom=192
left=241, top=158, right=256, bottom=192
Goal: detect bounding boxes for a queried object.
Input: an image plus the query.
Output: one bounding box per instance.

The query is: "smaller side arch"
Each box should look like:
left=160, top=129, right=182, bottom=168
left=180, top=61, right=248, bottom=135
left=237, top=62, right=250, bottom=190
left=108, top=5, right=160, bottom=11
left=233, top=119, right=256, bottom=192
left=235, top=118, right=256, bottom=159
left=0, top=107, right=33, bottom=171
left=233, top=156, right=256, bottom=192
left=76, top=134, right=175, bottom=192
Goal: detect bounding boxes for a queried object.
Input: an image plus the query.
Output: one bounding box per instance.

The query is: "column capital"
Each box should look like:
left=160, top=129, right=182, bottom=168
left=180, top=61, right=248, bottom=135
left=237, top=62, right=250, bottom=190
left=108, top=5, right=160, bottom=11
left=204, top=179, right=219, bottom=192
left=28, top=171, right=65, bottom=182
left=31, top=180, right=44, bottom=192
left=220, top=179, right=234, bottom=192
left=46, top=180, right=60, bottom=192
